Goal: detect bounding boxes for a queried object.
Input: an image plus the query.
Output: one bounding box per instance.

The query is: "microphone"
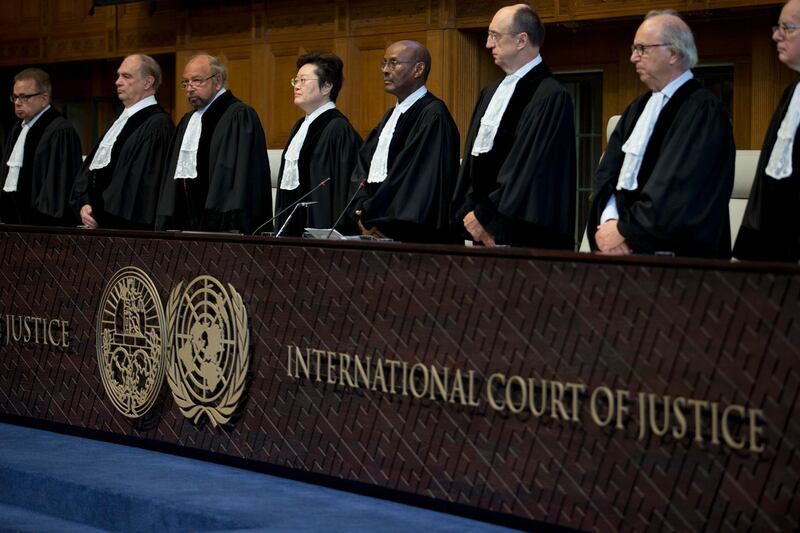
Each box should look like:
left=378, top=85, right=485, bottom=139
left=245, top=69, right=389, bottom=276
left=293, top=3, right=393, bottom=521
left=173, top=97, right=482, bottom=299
left=252, top=177, right=330, bottom=235
left=276, top=201, right=318, bottom=237
left=327, top=180, right=365, bottom=239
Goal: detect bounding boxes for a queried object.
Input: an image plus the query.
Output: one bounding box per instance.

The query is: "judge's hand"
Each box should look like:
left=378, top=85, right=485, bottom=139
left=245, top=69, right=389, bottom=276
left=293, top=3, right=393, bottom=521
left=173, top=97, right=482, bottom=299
left=356, top=211, right=386, bottom=239
left=463, top=211, right=496, bottom=247
left=595, top=220, right=626, bottom=252
left=80, top=204, right=98, bottom=229
left=598, top=241, right=632, bottom=256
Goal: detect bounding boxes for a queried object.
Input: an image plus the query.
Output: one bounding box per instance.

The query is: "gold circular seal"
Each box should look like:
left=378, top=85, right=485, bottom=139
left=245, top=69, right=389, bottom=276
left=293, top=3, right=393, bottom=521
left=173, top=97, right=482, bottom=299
left=96, top=267, right=167, bottom=418
left=166, top=275, right=248, bottom=427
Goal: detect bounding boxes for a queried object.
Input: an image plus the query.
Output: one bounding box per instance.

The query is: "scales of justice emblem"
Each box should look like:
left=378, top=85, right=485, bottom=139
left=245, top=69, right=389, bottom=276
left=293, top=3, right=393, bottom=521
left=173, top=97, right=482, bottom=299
left=96, top=267, right=166, bottom=418
left=166, top=275, right=249, bottom=427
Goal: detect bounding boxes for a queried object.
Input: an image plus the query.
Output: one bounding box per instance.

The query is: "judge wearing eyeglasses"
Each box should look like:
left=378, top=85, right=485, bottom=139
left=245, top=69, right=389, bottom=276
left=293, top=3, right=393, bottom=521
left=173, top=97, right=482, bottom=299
left=586, top=10, right=735, bottom=258
left=157, top=53, right=271, bottom=234
left=1, top=68, right=81, bottom=226
left=273, top=52, right=362, bottom=237
left=348, top=40, right=460, bottom=243
left=734, top=0, right=800, bottom=262
left=452, top=3, right=577, bottom=249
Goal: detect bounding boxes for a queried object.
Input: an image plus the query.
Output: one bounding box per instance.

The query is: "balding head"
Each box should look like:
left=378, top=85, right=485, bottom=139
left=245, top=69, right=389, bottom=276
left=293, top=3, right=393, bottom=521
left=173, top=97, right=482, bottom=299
left=182, top=53, right=227, bottom=110
left=381, top=40, right=431, bottom=102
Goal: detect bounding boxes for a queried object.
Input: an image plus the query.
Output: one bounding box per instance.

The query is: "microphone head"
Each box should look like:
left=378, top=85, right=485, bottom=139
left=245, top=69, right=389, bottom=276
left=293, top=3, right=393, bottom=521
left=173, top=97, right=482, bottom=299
left=298, top=201, right=319, bottom=207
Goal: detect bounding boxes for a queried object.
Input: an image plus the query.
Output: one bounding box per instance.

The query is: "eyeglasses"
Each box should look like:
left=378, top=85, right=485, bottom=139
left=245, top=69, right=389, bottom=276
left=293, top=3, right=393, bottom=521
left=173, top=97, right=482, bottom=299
left=379, top=59, right=416, bottom=70
left=9, top=92, right=43, bottom=103
left=630, top=43, right=671, bottom=56
left=487, top=30, right=520, bottom=42
left=180, top=74, right=217, bottom=89
left=290, top=77, right=319, bottom=87
left=773, top=23, right=800, bottom=37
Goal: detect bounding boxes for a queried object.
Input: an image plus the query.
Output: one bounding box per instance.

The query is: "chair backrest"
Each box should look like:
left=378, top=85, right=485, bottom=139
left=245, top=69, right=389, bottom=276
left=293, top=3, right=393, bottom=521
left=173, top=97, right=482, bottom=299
left=729, top=150, right=760, bottom=244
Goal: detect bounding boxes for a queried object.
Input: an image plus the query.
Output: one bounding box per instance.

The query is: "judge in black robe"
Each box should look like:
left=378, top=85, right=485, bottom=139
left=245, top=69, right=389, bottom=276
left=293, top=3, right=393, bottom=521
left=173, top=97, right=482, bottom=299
left=157, top=55, right=271, bottom=235
left=453, top=5, right=575, bottom=249
left=71, top=55, right=173, bottom=230
left=274, top=53, right=362, bottom=237
left=733, top=92, right=800, bottom=261
left=587, top=13, right=735, bottom=258
left=72, top=106, right=173, bottom=229
left=453, top=66, right=576, bottom=249
left=1, top=107, right=82, bottom=226
left=350, top=41, right=460, bottom=244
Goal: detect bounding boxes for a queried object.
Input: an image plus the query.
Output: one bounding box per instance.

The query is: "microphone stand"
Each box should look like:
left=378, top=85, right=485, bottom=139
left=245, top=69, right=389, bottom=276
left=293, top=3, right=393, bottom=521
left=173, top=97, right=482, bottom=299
left=326, top=180, right=365, bottom=239
left=252, top=177, right=330, bottom=235
left=276, top=201, right=318, bottom=237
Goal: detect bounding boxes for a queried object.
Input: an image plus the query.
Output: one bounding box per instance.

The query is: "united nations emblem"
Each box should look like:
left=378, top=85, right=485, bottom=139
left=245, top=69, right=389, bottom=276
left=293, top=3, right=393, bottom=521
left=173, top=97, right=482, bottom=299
left=96, top=267, right=167, bottom=418
left=166, top=275, right=249, bottom=427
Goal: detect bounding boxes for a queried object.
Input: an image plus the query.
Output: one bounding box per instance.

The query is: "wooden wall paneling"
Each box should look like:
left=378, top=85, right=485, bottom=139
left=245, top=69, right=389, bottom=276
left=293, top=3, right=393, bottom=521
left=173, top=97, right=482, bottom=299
left=332, top=37, right=355, bottom=121
left=454, top=0, right=557, bottom=29
left=0, top=0, right=41, bottom=36
left=264, top=0, right=337, bottom=44
left=559, top=0, right=686, bottom=22
left=115, top=1, right=182, bottom=55
left=600, top=63, right=620, bottom=151
left=44, top=0, right=115, bottom=61
left=173, top=49, right=192, bottom=121
left=707, top=0, right=784, bottom=9
left=182, top=3, right=256, bottom=50
left=441, top=29, right=483, bottom=149
left=348, top=0, right=432, bottom=36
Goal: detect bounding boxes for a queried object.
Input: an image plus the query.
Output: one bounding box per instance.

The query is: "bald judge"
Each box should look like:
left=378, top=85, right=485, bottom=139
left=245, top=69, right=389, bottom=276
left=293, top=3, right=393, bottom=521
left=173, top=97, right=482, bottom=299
left=453, top=4, right=576, bottom=249
left=349, top=40, right=460, bottom=243
left=156, top=54, right=272, bottom=234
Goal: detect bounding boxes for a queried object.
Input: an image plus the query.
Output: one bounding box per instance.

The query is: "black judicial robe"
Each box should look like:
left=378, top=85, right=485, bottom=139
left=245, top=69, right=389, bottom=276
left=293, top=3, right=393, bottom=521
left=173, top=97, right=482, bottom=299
left=587, top=79, right=735, bottom=258
left=350, top=92, right=460, bottom=243
left=733, top=81, right=800, bottom=262
left=71, top=104, right=173, bottom=229
left=274, top=108, right=362, bottom=237
left=156, top=91, right=272, bottom=235
left=453, top=62, right=576, bottom=249
left=0, top=108, right=81, bottom=226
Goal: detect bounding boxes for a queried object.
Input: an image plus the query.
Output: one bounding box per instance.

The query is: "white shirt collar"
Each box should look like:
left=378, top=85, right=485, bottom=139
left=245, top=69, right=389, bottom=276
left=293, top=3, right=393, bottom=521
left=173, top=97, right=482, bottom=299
left=396, top=85, right=428, bottom=113
left=124, top=95, right=157, bottom=116
left=509, top=54, right=542, bottom=79
left=305, top=100, right=336, bottom=123
left=199, top=88, right=227, bottom=115
left=659, top=69, right=693, bottom=99
left=24, top=105, right=51, bottom=128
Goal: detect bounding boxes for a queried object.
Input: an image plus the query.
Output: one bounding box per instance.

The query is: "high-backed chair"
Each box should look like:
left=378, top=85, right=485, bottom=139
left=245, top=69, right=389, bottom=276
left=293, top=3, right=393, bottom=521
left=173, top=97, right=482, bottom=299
left=729, top=150, right=759, bottom=246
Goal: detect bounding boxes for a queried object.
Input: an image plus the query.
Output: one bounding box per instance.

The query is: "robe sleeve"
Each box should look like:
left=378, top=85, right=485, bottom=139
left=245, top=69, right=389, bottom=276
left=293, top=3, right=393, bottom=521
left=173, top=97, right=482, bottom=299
left=312, top=119, right=362, bottom=232
left=475, top=85, right=576, bottom=240
left=616, top=97, right=735, bottom=257
left=204, top=105, right=272, bottom=234
left=154, top=116, right=188, bottom=231
left=102, top=114, right=174, bottom=226
left=360, top=103, right=460, bottom=241
left=33, top=122, right=83, bottom=220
